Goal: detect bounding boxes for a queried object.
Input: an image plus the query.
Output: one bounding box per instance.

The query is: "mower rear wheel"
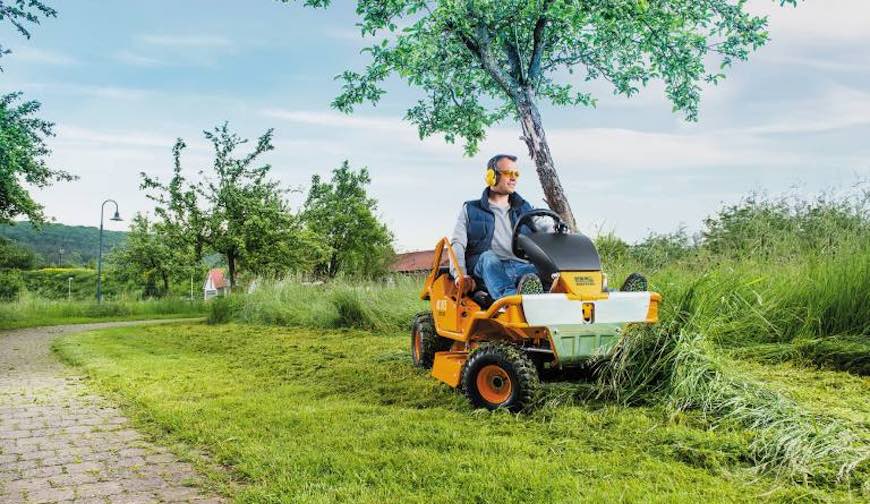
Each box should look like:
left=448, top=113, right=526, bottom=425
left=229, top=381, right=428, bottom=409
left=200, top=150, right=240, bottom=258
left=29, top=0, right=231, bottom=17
left=410, top=312, right=452, bottom=369
left=461, top=342, right=541, bottom=412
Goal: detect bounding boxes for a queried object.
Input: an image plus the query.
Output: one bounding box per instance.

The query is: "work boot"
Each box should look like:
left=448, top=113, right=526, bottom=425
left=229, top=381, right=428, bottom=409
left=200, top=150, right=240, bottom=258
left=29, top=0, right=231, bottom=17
left=517, top=273, right=544, bottom=295
left=620, top=272, right=648, bottom=292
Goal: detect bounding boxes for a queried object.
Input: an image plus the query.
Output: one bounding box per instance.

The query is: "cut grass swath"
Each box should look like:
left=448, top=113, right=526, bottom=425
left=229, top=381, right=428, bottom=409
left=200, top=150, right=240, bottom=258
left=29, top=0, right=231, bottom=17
left=595, top=322, right=868, bottom=486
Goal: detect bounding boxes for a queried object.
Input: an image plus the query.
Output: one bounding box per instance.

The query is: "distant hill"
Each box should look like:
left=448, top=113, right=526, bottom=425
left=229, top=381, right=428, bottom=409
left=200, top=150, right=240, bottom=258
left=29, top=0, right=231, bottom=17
left=0, top=221, right=127, bottom=267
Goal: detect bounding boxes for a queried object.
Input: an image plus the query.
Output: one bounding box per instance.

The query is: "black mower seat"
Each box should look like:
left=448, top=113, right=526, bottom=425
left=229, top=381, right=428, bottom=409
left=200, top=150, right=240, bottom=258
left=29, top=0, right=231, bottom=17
left=435, top=267, right=493, bottom=309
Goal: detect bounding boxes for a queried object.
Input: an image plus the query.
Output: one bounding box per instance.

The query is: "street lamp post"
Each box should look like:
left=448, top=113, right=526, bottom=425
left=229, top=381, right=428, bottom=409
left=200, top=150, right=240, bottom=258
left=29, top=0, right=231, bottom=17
left=96, top=199, right=122, bottom=304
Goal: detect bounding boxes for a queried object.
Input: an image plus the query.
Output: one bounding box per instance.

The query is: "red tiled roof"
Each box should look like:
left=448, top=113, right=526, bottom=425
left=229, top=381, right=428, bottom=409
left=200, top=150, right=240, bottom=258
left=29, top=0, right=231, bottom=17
left=207, top=268, right=227, bottom=289
left=390, top=250, right=448, bottom=273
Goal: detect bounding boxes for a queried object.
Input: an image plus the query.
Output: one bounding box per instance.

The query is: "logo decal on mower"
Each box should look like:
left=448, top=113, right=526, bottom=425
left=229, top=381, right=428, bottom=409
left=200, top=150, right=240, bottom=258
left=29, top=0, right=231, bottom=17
left=574, top=276, right=595, bottom=286
left=436, top=299, right=447, bottom=315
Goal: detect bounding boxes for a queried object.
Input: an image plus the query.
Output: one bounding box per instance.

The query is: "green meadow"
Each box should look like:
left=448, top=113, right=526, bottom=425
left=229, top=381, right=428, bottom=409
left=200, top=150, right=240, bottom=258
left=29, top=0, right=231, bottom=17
left=43, top=191, right=870, bottom=501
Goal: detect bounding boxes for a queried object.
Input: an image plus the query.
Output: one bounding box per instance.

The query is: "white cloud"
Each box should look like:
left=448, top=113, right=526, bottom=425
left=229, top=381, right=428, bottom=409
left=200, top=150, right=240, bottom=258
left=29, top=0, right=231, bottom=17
left=262, top=107, right=806, bottom=172
left=758, top=53, right=870, bottom=74
left=741, top=85, right=870, bottom=134
left=749, top=0, right=870, bottom=45
left=140, top=34, right=233, bottom=49
left=55, top=126, right=175, bottom=149
left=10, top=47, right=77, bottom=65
left=261, top=108, right=406, bottom=131
left=113, top=50, right=167, bottom=68
left=18, top=82, right=154, bottom=101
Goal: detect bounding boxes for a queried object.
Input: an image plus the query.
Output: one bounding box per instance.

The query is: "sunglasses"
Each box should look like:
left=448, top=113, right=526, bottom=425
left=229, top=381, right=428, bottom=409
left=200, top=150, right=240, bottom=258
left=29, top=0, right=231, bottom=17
left=499, top=169, right=520, bottom=179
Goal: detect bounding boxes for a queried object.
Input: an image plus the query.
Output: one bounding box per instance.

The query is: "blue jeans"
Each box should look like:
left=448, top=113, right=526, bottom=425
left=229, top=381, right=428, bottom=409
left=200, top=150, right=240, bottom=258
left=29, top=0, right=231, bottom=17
left=473, top=250, right=539, bottom=299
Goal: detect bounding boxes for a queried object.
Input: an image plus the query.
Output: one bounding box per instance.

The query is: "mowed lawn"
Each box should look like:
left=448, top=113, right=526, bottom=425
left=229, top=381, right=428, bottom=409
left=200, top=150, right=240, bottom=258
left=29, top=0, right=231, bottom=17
left=54, top=323, right=852, bottom=503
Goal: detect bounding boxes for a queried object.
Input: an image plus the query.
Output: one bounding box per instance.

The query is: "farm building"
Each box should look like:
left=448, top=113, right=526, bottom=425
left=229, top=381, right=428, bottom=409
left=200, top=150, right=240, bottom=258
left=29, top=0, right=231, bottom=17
left=390, top=250, right=447, bottom=274
left=203, top=268, right=228, bottom=299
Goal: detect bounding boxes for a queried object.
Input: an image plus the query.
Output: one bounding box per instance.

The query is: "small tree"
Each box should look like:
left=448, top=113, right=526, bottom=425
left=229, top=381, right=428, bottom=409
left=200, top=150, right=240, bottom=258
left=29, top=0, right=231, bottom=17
left=287, top=0, right=798, bottom=229
left=109, top=214, right=185, bottom=297
left=302, top=161, right=394, bottom=278
left=142, top=123, right=320, bottom=288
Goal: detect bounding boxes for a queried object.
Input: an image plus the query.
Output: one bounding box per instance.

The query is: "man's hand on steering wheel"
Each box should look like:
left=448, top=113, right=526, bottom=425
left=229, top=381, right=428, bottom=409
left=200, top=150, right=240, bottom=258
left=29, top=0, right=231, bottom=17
left=454, top=275, right=476, bottom=293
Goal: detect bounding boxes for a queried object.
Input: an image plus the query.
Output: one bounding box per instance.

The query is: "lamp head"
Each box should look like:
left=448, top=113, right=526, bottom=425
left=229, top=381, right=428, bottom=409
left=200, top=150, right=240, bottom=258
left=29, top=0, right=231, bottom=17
left=111, top=210, right=122, bottom=222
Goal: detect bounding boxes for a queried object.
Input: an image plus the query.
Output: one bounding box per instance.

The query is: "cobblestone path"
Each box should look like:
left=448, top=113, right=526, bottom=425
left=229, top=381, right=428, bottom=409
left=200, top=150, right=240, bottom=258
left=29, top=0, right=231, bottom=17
left=0, top=321, right=225, bottom=504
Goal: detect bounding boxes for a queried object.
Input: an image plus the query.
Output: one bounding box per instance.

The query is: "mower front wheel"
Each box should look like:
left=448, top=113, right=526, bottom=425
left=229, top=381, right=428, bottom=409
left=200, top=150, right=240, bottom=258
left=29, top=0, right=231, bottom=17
left=461, top=342, right=541, bottom=412
left=410, top=312, right=452, bottom=369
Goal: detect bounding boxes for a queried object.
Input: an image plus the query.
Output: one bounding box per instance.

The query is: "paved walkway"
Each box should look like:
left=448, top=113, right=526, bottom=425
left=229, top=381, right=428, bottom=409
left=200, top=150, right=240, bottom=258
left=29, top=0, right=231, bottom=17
left=0, top=320, right=225, bottom=504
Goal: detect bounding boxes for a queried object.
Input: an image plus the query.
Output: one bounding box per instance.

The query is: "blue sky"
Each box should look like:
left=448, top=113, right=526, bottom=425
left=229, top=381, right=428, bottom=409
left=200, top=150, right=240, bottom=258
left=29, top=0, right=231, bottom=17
left=2, top=0, right=869, bottom=251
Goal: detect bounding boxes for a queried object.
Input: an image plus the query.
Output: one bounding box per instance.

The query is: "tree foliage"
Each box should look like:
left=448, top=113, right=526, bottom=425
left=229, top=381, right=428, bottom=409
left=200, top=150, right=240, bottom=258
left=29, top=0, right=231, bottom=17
left=0, top=92, right=76, bottom=224
left=302, top=161, right=394, bottom=278
left=0, top=0, right=56, bottom=69
left=0, top=235, right=35, bottom=269
left=0, top=268, right=23, bottom=300
left=108, top=214, right=191, bottom=297
left=0, top=221, right=126, bottom=266
left=287, top=0, right=799, bottom=229
left=295, top=0, right=795, bottom=149
left=141, top=123, right=325, bottom=288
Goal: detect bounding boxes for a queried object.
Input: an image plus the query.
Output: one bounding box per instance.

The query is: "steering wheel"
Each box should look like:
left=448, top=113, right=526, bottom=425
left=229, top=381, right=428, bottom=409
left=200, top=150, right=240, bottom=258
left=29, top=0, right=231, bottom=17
left=511, top=209, right=568, bottom=259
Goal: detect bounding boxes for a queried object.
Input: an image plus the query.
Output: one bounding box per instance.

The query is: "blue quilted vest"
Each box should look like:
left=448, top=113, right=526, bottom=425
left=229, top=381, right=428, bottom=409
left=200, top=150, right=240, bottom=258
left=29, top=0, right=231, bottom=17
left=464, top=188, right=535, bottom=275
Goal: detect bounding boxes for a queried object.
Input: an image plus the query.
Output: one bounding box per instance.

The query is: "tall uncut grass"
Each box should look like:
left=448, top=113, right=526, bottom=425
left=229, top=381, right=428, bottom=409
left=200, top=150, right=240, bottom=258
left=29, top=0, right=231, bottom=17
left=0, top=293, right=206, bottom=330
left=209, top=275, right=425, bottom=333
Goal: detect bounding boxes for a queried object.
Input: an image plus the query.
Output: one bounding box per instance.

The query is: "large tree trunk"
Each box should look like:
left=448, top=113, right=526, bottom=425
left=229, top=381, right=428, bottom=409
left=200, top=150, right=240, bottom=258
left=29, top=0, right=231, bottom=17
left=516, top=88, right=578, bottom=231
left=227, top=249, right=236, bottom=292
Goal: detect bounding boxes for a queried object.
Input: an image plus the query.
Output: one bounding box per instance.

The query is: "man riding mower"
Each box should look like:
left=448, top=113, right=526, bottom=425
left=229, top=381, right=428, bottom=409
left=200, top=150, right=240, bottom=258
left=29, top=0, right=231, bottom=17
left=410, top=155, right=661, bottom=412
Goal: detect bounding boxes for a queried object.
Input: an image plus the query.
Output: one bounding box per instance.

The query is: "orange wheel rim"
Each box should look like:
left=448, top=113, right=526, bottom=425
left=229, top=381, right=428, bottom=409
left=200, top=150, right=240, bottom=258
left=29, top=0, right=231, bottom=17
left=413, top=329, right=422, bottom=361
left=477, top=365, right=512, bottom=405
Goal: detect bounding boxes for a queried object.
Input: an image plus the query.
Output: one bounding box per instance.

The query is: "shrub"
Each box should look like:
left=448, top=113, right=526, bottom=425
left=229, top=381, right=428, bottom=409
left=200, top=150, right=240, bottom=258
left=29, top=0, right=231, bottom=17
left=701, top=189, right=869, bottom=260
left=0, top=269, right=25, bottom=301
left=629, top=228, right=695, bottom=270
left=207, top=295, right=243, bottom=324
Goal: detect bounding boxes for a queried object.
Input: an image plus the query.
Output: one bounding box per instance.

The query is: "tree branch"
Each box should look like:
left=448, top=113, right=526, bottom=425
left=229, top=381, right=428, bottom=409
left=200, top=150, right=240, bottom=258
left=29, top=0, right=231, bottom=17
left=528, top=0, right=555, bottom=81
left=445, top=19, right=519, bottom=99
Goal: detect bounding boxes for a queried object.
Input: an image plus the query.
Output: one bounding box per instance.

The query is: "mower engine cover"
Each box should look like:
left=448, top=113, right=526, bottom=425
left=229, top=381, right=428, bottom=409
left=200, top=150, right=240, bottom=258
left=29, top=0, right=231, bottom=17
left=516, top=232, right=601, bottom=279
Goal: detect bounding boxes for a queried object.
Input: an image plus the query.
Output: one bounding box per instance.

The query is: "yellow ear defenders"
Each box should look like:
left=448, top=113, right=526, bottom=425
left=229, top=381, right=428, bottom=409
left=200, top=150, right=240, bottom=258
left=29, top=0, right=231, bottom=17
left=485, top=164, right=498, bottom=187
left=485, top=154, right=517, bottom=187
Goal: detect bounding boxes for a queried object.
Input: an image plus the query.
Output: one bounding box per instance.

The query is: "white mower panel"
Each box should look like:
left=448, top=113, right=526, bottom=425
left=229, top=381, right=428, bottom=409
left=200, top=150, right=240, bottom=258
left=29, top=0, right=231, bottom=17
left=521, top=292, right=652, bottom=326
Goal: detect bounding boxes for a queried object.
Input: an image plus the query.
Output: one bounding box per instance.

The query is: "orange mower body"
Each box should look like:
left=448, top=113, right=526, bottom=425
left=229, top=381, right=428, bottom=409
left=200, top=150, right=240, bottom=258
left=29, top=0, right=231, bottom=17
left=411, top=227, right=661, bottom=412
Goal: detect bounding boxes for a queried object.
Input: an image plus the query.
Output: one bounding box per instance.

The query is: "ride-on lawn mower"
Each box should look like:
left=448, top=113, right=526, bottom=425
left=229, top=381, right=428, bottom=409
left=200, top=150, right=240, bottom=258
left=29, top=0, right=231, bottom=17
left=411, top=210, right=662, bottom=411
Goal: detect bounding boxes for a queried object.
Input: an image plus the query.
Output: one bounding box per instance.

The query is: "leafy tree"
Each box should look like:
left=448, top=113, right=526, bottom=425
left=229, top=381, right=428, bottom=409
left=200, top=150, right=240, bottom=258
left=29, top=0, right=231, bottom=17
left=0, top=235, right=35, bottom=269
left=0, top=92, right=75, bottom=225
left=142, top=123, right=323, bottom=288
left=302, top=161, right=394, bottom=278
left=109, top=214, right=186, bottom=297
left=287, top=0, right=798, bottom=229
left=1, top=2, right=72, bottom=225
left=0, top=0, right=56, bottom=69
